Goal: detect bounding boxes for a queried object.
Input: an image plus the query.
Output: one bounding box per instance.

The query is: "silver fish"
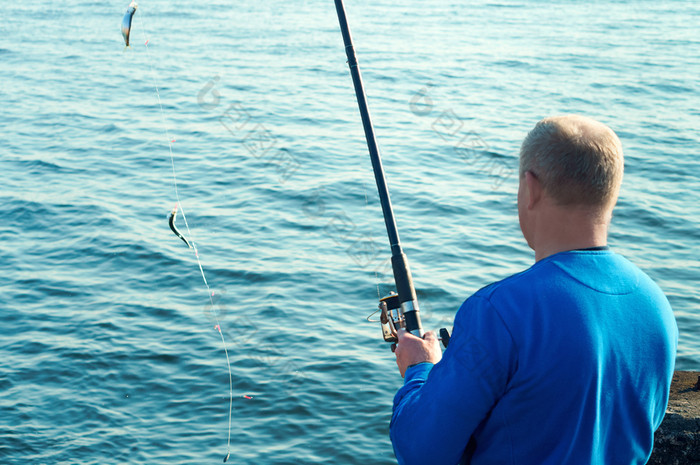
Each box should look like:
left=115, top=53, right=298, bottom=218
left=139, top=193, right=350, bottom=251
left=121, top=1, right=138, bottom=47
left=169, top=205, right=192, bottom=248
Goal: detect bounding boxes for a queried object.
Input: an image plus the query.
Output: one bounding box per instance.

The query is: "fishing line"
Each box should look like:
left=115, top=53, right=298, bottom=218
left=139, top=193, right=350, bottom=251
left=359, top=177, right=383, bottom=305
left=130, top=6, right=234, bottom=462
left=364, top=184, right=382, bottom=301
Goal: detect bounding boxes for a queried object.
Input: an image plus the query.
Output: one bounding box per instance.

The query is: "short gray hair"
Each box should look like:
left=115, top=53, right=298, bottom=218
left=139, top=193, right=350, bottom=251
left=519, top=115, right=624, bottom=207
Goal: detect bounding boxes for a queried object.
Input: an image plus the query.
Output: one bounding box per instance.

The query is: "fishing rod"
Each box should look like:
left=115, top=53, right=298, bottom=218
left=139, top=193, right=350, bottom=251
left=334, top=0, right=449, bottom=348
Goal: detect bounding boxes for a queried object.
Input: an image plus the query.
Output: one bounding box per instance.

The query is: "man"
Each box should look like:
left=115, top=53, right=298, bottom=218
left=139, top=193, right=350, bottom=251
left=391, top=115, right=678, bottom=464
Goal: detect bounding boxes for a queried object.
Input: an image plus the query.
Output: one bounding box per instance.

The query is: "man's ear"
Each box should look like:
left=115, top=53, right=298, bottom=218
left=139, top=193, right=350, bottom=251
left=525, top=171, right=542, bottom=210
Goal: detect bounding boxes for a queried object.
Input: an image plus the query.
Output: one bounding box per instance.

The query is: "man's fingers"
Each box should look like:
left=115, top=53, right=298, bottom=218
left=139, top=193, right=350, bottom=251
left=394, top=329, right=443, bottom=378
left=398, top=329, right=437, bottom=343
left=397, top=328, right=416, bottom=346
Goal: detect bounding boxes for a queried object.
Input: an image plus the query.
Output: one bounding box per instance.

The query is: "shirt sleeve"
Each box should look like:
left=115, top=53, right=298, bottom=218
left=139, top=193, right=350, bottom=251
left=390, top=295, right=517, bottom=465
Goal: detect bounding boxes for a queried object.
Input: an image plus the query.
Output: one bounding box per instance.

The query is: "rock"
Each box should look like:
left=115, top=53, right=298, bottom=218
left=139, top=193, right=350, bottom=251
left=648, top=371, right=700, bottom=465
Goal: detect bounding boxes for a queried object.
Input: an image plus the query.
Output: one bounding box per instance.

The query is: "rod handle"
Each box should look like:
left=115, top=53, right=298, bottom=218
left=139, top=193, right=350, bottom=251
left=391, top=253, right=423, bottom=337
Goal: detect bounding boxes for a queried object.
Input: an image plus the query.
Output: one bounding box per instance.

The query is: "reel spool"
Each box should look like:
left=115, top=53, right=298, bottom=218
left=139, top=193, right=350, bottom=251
left=379, top=292, right=403, bottom=343
left=372, top=292, right=451, bottom=348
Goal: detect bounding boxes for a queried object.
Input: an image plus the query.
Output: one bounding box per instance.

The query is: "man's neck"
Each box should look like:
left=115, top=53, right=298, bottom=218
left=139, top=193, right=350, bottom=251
left=535, top=238, right=608, bottom=261
left=532, top=206, right=610, bottom=262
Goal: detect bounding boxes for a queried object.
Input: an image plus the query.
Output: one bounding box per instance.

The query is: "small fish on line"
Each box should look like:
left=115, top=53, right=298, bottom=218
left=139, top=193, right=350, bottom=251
left=121, top=1, right=138, bottom=47
left=127, top=5, right=235, bottom=459
left=169, top=205, right=192, bottom=248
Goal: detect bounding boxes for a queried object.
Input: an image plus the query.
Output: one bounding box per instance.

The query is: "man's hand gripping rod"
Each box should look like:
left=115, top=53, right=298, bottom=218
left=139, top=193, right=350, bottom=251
left=334, top=0, right=449, bottom=348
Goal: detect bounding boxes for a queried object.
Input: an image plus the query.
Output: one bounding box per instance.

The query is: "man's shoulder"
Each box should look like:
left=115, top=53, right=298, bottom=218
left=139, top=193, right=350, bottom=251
left=470, top=249, right=661, bottom=305
left=471, top=259, right=548, bottom=300
left=455, top=265, right=541, bottom=327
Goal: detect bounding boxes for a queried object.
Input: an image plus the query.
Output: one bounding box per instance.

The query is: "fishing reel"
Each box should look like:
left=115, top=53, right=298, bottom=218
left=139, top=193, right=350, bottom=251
left=378, top=292, right=403, bottom=344
left=371, top=292, right=451, bottom=348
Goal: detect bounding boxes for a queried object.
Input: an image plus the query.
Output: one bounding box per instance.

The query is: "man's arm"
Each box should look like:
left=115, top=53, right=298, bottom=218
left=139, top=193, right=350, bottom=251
left=390, top=296, right=516, bottom=465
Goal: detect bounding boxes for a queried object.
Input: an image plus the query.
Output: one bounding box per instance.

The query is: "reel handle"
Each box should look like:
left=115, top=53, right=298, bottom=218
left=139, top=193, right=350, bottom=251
left=439, top=327, right=451, bottom=348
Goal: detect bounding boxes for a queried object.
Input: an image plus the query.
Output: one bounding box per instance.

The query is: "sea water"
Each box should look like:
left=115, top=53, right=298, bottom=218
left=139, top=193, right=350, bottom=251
left=1, top=0, right=698, bottom=463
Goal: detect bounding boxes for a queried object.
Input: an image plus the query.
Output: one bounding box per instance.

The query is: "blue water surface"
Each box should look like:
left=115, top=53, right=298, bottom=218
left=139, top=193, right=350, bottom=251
left=1, top=0, right=698, bottom=463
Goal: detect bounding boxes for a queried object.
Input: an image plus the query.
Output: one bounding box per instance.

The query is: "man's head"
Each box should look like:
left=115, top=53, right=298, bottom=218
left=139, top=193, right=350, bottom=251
left=517, top=115, right=624, bottom=257
left=519, top=114, right=624, bottom=208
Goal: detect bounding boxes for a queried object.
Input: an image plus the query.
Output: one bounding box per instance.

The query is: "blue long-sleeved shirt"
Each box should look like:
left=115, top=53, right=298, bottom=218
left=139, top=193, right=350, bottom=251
left=391, top=250, right=678, bottom=464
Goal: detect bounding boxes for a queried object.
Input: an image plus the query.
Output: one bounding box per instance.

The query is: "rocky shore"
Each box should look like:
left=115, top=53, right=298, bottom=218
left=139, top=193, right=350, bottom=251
left=649, top=371, right=700, bottom=464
